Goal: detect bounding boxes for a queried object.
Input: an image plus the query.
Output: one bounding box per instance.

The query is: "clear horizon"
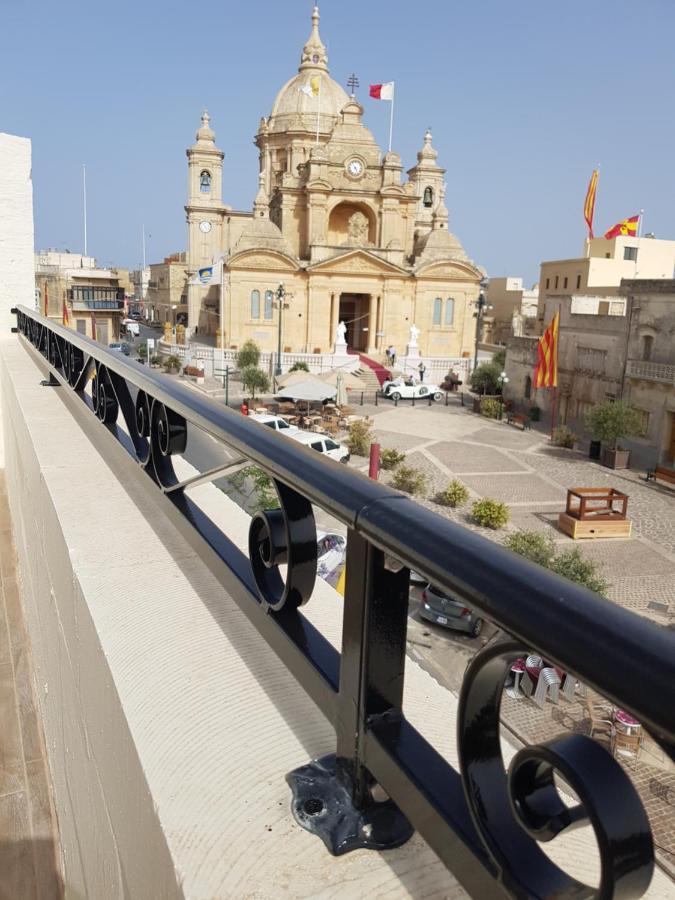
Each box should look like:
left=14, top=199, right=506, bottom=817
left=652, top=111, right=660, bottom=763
left=3, top=0, right=674, bottom=285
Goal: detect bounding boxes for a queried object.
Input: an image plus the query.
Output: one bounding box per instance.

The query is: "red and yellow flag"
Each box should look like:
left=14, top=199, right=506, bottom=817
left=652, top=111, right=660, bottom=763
left=533, top=312, right=559, bottom=389
left=583, top=169, right=598, bottom=238
left=62, top=298, right=70, bottom=328
left=604, top=215, right=639, bottom=240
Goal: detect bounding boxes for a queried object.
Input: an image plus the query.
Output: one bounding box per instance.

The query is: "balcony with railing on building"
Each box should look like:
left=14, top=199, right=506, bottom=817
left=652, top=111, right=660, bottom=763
left=626, top=359, right=675, bottom=384
left=3, top=304, right=675, bottom=899
left=68, top=285, right=125, bottom=311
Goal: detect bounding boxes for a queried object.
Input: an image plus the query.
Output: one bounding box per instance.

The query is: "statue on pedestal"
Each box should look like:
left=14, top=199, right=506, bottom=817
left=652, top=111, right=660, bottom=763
left=409, top=323, right=420, bottom=347
left=334, top=320, right=348, bottom=355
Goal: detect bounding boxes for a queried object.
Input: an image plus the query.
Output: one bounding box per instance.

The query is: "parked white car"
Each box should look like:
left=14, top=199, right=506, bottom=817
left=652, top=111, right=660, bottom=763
left=289, top=431, right=350, bottom=463
left=382, top=379, right=443, bottom=401
left=249, top=413, right=298, bottom=434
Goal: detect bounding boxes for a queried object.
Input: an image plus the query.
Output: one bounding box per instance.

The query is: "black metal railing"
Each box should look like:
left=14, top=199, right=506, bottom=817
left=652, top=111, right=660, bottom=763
left=12, top=305, right=675, bottom=899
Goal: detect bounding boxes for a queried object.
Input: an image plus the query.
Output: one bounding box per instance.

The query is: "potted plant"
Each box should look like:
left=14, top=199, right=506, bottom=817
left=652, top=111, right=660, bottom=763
left=584, top=401, right=641, bottom=469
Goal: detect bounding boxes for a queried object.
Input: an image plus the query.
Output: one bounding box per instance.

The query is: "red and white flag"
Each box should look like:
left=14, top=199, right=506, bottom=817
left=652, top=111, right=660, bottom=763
left=369, top=82, right=394, bottom=101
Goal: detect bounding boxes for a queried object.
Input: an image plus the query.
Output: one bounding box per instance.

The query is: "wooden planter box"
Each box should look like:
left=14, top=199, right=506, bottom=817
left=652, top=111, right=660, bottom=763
left=601, top=447, right=630, bottom=469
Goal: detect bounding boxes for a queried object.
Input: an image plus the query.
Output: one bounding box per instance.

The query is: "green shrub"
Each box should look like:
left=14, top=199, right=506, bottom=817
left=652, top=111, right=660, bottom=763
left=236, top=339, right=261, bottom=370
left=552, top=425, right=576, bottom=448
left=471, top=498, right=509, bottom=529
left=241, top=366, right=270, bottom=399
left=549, top=548, right=608, bottom=595
left=289, top=361, right=310, bottom=373
left=391, top=465, right=428, bottom=496
left=504, top=531, right=555, bottom=568
left=436, top=479, right=470, bottom=507
left=492, top=349, right=506, bottom=370
left=380, top=447, right=406, bottom=470
left=150, top=355, right=161, bottom=367
left=346, top=420, right=373, bottom=456
left=481, top=397, right=502, bottom=419
left=164, top=355, right=181, bottom=373
left=503, top=530, right=608, bottom=594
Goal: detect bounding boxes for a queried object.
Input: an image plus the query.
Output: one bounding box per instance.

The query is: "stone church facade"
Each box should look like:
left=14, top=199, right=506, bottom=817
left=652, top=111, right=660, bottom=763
left=185, top=6, right=483, bottom=362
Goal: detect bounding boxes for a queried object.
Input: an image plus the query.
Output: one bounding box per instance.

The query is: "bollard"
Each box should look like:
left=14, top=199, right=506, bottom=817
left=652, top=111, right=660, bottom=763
left=368, top=442, right=381, bottom=481
left=428, top=395, right=432, bottom=407
left=375, top=392, right=378, bottom=406
left=445, top=391, right=449, bottom=406
left=360, top=391, right=364, bottom=406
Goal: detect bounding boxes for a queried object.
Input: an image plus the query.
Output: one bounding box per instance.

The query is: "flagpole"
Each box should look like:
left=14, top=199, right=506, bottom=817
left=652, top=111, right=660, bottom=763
left=388, top=84, right=395, bottom=152
left=83, top=164, right=88, bottom=257
left=220, top=261, right=225, bottom=385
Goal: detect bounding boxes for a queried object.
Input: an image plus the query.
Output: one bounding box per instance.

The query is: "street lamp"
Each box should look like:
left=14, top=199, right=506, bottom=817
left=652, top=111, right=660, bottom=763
left=275, top=282, right=287, bottom=376
left=497, top=370, right=509, bottom=419
left=473, top=278, right=492, bottom=372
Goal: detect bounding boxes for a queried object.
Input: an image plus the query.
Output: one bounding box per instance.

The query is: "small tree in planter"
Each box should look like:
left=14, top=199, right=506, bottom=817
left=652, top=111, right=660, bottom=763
left=241, top=366, right=270, bottom=401
left=164, top=355, right=181, bottom=374
left=584, top=401, right=642, bottom=469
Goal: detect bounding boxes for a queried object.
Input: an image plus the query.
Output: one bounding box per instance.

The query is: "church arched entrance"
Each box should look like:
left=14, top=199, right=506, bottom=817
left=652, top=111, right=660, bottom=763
left=338, top=293, right=371, bottom=351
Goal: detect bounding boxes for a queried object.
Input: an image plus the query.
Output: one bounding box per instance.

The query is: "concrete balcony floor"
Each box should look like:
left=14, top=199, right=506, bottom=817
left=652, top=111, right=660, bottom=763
left=0, top=473, right=62, bottom=899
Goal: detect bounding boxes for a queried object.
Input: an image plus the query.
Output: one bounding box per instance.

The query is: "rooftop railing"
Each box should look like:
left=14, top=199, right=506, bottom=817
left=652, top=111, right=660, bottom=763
left=12, top=304, right=675, bottom=899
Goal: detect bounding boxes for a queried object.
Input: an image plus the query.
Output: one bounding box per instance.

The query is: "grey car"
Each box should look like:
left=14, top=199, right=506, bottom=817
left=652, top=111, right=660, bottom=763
left=419, top=584, right=483, bottom=636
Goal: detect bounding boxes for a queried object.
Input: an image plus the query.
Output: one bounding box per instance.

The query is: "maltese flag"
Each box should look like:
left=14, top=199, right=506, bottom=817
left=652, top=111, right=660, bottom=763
left=369, top=82, right=394, bottom=100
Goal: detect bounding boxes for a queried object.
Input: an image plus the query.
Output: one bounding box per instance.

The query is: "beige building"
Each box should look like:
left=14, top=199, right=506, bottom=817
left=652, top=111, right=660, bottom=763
left=537, top=235, right=675, bottom=320
left=145, top=253, right=188, bottom=325
left=35, top=251, right=126, bottom=344
left=185, top=6, right=482, bottom=362
left=504, top=281, right=675, bottom=469
left=485, top=276, right=539, bottom=343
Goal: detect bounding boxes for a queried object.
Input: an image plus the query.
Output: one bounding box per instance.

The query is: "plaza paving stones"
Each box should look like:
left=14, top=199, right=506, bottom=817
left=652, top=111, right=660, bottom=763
left=460, top=472, right=566, bottom=503
left=426, top=441, right=530, bottom=473
left=464, top=424, right=543, bottom=450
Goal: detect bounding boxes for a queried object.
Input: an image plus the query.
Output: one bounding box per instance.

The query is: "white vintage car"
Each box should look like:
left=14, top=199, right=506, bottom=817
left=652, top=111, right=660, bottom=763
left=381, top=379, right=444, bottom=402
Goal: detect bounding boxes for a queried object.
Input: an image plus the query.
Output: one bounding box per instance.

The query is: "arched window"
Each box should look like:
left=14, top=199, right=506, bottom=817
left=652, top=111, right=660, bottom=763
left=641, top=335, right=653, bottom=361
left=433, top=297, right=442, bottom=325
left=199, top=170, right=211, bottom=192
left=264, top=290, right=274, bottom=320
left=423, top=187, right=433, bottom=208
left=524, top=375, right=532, bottom=400
left=250, top=290, right=260, bottom=319
left=444, top=297, right=455, bottom=326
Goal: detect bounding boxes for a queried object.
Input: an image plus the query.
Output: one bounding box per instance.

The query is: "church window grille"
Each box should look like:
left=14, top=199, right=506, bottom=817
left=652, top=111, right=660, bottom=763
left=264, top=290, right=274, bottom=320
left=641, top=335, right=653, bottom=361
left=250, top=290, right=260, bottom=319
left=524, top=375, right=532, bottom=400
left=423, top=187, right=434, bottom=208
left=433, top=297, right=442, bottom=326
left=199, top=170, right=211, bottom=192
left=444, top=298, right=455, bottom=326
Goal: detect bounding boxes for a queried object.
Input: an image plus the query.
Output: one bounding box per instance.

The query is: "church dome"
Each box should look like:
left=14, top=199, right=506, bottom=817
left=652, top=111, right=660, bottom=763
left=267, top=6, right=350, bottom=135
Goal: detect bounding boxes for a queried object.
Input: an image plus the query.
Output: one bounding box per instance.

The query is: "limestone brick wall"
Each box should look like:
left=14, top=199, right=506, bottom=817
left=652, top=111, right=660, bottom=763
left=0, top=133, right=35, bottom=469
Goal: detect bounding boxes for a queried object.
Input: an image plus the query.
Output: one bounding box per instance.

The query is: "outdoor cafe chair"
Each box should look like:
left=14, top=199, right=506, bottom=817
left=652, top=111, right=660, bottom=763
left=585, top=695, right=614, bottom=744
left=612, top=728, right=642, bottom=770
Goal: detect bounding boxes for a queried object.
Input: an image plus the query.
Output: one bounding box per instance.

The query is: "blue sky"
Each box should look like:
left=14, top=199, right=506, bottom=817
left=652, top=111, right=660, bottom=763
left=3, top=0, right=674, bottom=284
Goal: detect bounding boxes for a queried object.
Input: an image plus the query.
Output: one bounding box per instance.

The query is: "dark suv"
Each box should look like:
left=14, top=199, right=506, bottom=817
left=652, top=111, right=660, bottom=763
left=420, top=584, right=483, bottom=636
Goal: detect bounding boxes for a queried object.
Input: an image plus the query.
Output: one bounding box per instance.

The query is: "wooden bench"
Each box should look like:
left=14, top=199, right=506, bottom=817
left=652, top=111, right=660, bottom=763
left=646, top=465, right=675, bottom=489
left=506, top=412, right=531, bottom=431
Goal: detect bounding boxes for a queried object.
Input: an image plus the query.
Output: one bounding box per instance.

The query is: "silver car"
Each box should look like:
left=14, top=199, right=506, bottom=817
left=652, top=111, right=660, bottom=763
left=420, top=584, right=483, bottom=636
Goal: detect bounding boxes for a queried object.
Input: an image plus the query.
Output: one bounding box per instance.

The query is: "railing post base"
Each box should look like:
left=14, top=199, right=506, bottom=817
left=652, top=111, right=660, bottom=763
left=40, top=373, right=60, bottom=387
left=286, top=753, right=413, bottom=856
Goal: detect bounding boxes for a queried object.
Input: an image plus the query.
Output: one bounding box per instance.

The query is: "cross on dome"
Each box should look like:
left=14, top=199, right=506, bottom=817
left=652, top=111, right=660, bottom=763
left=300, top=5, right=328, bottom=72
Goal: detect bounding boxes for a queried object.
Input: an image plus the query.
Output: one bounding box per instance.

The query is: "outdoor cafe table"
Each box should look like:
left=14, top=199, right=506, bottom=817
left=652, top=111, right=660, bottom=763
left=614, top=709, right=641, bottom=735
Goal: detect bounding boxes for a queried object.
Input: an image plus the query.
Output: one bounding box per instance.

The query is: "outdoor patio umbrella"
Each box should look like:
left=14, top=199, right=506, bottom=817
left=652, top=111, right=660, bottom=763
left=318, top=369, right=366, bottom=391
left=276, top=380, right=337, bottom=402
left=335, top=372, right=349, bottom=407
left=276, top=370, right=323, bottom=390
